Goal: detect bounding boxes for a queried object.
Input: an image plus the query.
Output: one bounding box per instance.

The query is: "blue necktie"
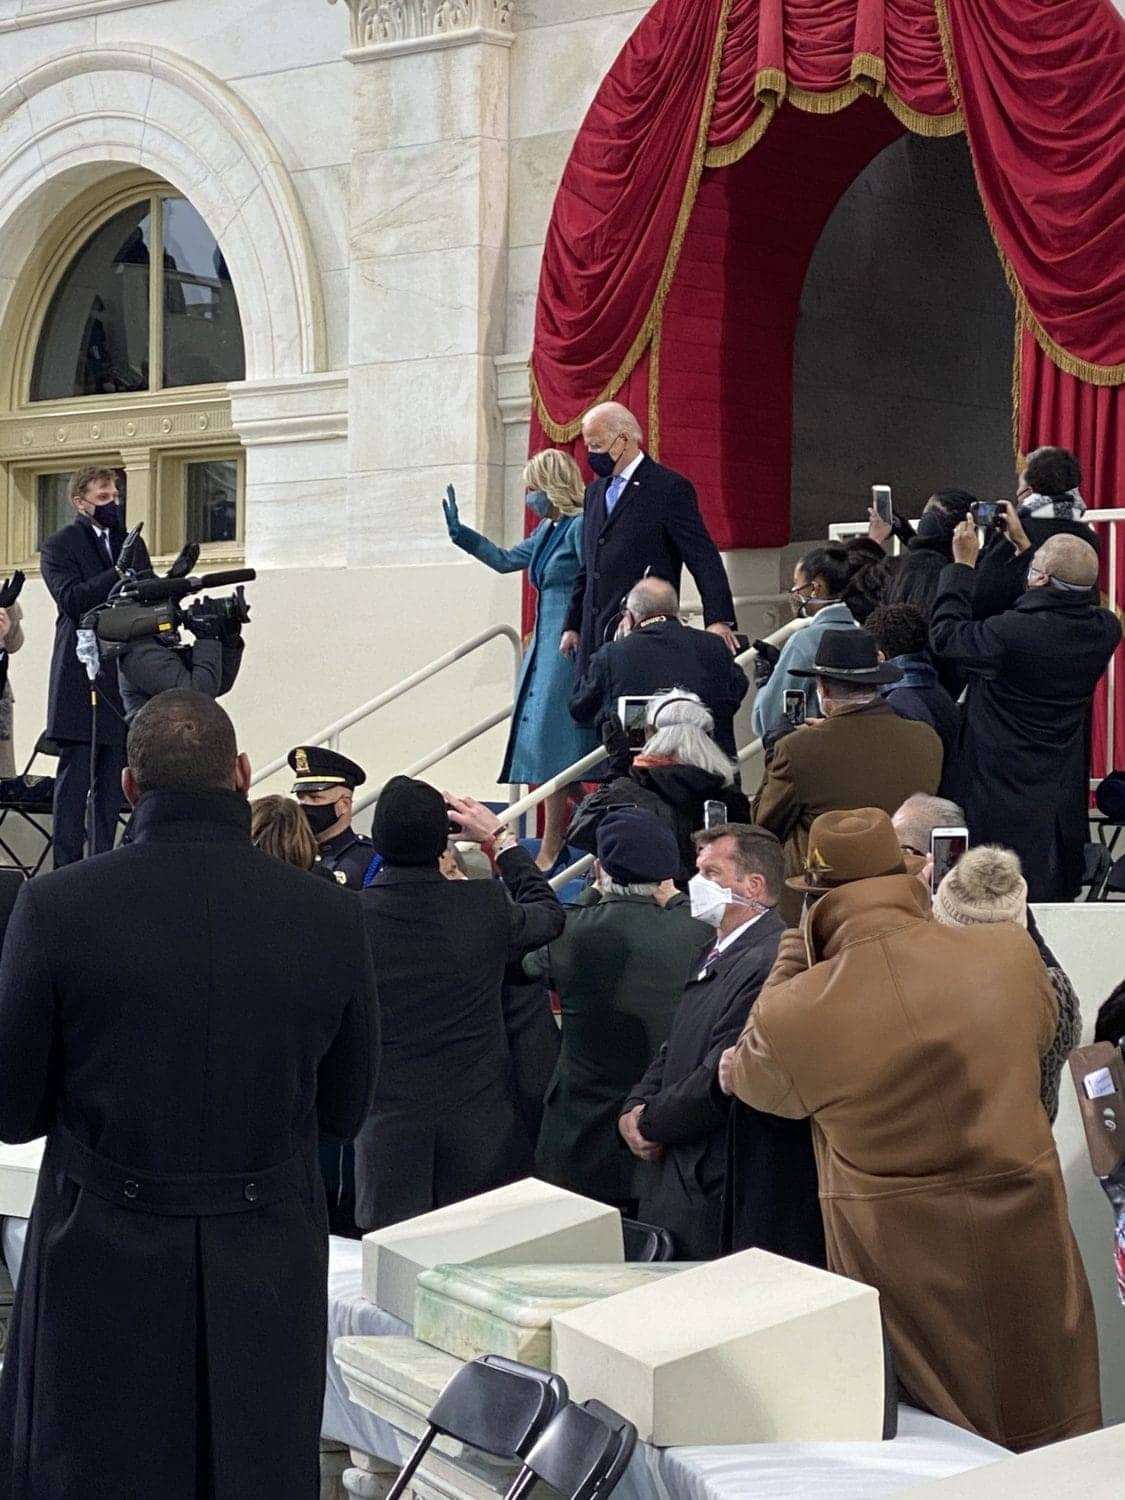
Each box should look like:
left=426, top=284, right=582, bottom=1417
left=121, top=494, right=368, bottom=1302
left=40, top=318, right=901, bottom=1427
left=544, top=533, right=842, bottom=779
left=605, top=475, right=626, bottom=515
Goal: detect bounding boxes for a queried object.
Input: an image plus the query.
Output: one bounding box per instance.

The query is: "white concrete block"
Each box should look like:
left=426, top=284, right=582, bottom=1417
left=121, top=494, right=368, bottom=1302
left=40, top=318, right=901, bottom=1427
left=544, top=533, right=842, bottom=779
left=508, top=130, right=574, bottom=249
left=509, top=11, right=644, bottom=140
left=234, top=62, right=354, bottom=172
left=0, top=1139, right=44, bottom=1218
left=349, top=135, right=507, bottom=260
left=348, top=355, right=499, bottom=472
left=353, top=42, right=509, bottom=155
left=347, top=462, right=506, bottom=567
left=897, top=1421, right=1125, bottom=1498
left=293, top=164, right=351, bottom=275
left=552, top=1249, right=885, bottom=1447
left=505, top=243, right=542, bottom=352
left=245, top=476, right=348, bottom=570
left=361, top=1178, right=624, bottom=1325
left=515, top=0, right=654, bottom=29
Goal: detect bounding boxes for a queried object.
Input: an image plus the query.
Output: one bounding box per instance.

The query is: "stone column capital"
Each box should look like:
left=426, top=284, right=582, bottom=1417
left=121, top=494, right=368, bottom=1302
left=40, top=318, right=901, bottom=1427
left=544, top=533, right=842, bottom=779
left=329, top=0, right=515, bottom=59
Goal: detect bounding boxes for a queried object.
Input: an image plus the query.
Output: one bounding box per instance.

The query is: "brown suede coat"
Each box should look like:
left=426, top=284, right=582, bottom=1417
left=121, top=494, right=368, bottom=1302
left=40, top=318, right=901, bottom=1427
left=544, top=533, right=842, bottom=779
left=727, top=875, right=1101, bottom=1452
left=752, top=699, right=943, bottom=923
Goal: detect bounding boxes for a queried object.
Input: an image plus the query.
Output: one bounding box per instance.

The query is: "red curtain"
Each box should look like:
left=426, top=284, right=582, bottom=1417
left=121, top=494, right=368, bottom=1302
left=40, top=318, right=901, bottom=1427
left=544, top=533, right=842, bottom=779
left=531, top=0, right=1125, bottom=433
left=1020, top=331, right=1125, bottom=775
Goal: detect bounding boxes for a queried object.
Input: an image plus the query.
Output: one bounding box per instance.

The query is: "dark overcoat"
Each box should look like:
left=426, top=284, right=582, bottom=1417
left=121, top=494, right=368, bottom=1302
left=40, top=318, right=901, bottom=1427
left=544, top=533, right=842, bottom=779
left=355, top=847, right=565, bottom=1231
left=972, top=514, right=1100, bottom=620
left=526, top=890, right=709, bottom=1206
left=563, top=457, right=736, bottom=671
left=570, top=616, right=749, bottom=760
left=40, top=515, right=152, bottom=745
left=623, top=909, right=790, bottom=1258
left=930, top=563, right=1121, bottom=901
left=0, top=789, right=380, bottom=1500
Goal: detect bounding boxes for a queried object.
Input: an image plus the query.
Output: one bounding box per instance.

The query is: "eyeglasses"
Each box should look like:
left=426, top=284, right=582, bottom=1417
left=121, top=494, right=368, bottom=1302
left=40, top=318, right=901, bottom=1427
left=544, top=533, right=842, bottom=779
left=1028, top=566, right=1049, bottom=585
left=789, top=582, right=814, bottom=598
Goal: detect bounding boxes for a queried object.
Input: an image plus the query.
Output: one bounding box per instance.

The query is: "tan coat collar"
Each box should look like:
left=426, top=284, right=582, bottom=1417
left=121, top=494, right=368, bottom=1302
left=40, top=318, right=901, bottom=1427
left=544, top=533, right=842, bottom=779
left=807, top=874, right=931, bottom=962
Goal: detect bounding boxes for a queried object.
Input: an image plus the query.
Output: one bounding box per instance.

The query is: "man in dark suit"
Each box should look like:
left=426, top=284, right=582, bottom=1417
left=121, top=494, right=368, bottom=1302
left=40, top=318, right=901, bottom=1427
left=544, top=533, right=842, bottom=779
left=40, top=465, right=152, bottom=865
left=356, top=777, right=565, bottom=1230
left=570, top=576, right=749, bottom=760
left=0, top=690, right=380, bottom=1498
left=620, top=824, right=822, bottom=1263
left=560, top=402, right=738, bottom=672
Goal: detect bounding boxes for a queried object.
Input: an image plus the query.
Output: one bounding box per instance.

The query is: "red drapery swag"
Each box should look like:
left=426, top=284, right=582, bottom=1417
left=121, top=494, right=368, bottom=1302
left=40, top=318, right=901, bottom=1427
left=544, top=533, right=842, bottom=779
left=531, top=0, right=1125, bottom=437
left=527, top=0, right=1125, bottom=763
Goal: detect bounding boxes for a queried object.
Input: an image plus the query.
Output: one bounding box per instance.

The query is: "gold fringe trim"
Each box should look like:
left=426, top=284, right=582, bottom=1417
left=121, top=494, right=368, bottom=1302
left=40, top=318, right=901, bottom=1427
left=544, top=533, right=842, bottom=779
left=648, top=317, right=663, bottom=460
left=703, top=102, right=777, bottom=168
left=788, top=81, right=862, bottom=114
left=933, top=0, right=1125, bottom=387
left=532, top=0, right=734, bottom=441
left=882, top=87, right=962, bottom=137
left=755, top=66, right=788, bottom=101
left=1011, top=307, right=1024, bottom=466
left=851, top=51, right=886, bottom=95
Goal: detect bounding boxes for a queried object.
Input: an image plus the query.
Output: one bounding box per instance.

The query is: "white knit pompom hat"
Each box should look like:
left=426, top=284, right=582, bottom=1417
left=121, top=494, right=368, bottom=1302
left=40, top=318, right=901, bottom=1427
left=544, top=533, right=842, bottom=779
left=933, top=845, right=1028, bottom=928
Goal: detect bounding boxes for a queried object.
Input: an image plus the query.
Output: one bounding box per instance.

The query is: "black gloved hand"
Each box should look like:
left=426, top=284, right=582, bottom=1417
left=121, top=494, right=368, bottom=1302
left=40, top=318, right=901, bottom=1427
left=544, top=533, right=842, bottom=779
left=167, top=542, right=200, bottom=580
left=752, top=638, right=780, bottom=689
left=600, top=712, right=631, bottom=774
left=0, top=570, right=25, bottom=609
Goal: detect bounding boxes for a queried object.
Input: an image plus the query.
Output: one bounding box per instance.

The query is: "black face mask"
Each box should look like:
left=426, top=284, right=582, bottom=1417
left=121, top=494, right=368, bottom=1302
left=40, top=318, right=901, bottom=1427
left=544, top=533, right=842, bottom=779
left=916, top=509, right=955, bottom=544
left=303, top=800, right=343, bottom=837
left=90, top=502, right=122, bottom=531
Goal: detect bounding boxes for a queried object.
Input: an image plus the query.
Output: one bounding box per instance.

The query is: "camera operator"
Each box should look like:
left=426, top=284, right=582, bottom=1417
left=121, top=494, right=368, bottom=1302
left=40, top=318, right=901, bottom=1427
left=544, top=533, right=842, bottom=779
left=116, top=586, right=246, bottom=720
left=40, top=466, right=152, bottom=865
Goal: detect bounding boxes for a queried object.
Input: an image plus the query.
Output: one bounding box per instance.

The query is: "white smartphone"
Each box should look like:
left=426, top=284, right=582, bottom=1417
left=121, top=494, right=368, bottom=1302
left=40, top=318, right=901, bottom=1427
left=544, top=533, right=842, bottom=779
left=616, top=695, right=651, bottom=752
left=871, top=484, right=894, bottom=527
left=930, top=826, right=969, bottom=893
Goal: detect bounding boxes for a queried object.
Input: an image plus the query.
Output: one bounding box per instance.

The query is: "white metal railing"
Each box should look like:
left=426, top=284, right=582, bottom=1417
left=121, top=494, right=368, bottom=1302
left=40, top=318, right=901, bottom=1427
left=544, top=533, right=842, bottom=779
left=828, top=507, right=1125, bottom=778
left=252, top=624, right=523, bottom=793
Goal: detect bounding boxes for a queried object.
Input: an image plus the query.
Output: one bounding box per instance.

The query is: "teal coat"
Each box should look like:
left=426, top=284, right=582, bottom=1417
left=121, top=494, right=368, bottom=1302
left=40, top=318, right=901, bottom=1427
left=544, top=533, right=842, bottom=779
left=525, top=890, right=710, bottom=1206
left=453, top=516, right=597, bottom=784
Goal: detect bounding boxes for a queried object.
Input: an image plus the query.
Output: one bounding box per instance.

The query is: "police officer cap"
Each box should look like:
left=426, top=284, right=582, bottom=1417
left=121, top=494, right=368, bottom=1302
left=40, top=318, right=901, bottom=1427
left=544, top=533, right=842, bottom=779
left=288, top=745, right=367, bottom=795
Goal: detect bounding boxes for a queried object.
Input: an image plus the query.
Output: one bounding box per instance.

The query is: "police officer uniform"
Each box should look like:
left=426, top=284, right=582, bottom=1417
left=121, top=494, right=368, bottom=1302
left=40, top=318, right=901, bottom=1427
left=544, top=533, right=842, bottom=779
left=288, top=745, right=379, bottom=890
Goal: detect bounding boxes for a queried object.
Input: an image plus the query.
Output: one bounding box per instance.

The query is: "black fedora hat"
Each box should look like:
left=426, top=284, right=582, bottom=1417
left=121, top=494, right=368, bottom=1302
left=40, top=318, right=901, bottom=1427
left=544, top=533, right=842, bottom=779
left=790, top=628, right=903, bottom=687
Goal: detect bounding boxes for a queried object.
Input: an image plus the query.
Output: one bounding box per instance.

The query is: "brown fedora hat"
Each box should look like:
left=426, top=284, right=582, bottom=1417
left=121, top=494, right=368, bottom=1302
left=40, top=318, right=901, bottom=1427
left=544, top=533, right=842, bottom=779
left=786, top=807, right=908, bottom=894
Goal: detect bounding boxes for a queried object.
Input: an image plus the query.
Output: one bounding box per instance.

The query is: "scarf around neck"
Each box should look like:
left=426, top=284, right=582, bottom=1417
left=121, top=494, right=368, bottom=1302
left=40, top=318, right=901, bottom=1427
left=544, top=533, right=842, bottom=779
left=1018, top=487, right=1087, bottom=522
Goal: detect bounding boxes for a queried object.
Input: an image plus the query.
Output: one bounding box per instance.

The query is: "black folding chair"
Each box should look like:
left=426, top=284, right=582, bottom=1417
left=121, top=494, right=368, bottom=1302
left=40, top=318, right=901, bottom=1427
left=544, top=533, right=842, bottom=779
left=503, top=1399, right=638, bottom=1500
left=1082, top=841, right=1112, bottom=901
left=1104, top=855, right=1125, bottom=900
left=0, top=735, right=58, bottom=878
left=386, top=1354, right=568, bottom=1500
left=621, top=1218, right=676, bottom=1263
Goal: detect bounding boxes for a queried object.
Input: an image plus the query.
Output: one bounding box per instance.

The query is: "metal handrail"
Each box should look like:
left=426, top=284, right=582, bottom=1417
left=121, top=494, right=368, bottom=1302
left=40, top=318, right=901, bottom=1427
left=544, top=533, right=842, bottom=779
left=250, top=623, right=523, bottom=787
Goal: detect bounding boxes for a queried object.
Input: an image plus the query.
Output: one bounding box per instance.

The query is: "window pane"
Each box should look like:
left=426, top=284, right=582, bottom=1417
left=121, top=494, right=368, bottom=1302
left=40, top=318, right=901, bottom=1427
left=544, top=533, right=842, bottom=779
left=162, top=199, right=246, bottom=389
left=35, top=469, right=127, bottom=552
left=185, top=460, right=238, bottom=544
left=31, top=205, right=153, bottom=400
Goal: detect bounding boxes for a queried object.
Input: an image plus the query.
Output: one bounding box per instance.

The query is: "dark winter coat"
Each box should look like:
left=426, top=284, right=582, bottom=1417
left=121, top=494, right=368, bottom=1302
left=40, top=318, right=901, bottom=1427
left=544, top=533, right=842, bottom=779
left=118, top=633, right=244, bottom=720
left=563, top=456, right=735, bottom=672
left=930, top=563, right=1121, bottom=901
left=887, top=533, right=953, bottom=618
left=881, top=654, right=961, bottom=787
left=622, top=907, right=820, bottom=1263
left=570, top=616, right=749, bottom=760
left=355, top=847, right=564, bottom=1231
left=40, top=515, right=153, bottom=745
left=0, top=789, right=380, bottom=1500
left=972, top=515, right=1101, bottom=621
left=568, top=760, right=751, bottom=887
left=526, top=889, right=709, bottom=1207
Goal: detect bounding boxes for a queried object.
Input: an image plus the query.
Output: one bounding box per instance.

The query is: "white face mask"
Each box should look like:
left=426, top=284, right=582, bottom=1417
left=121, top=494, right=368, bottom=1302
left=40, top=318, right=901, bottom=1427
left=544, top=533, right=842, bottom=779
left=688, top=874, right=768, bottom=929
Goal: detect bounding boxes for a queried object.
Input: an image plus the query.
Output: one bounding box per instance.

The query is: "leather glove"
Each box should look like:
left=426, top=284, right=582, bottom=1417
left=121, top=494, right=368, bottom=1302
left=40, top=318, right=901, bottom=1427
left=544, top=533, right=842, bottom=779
left=166, top=542, right=200, bottom=580
left=442, top=484, right=465, bottom=544
left=600, top=712, right=631, bottom=774
left=0, top=570, right=25, bottom=609
left=752, top=638, right=780, bottom=689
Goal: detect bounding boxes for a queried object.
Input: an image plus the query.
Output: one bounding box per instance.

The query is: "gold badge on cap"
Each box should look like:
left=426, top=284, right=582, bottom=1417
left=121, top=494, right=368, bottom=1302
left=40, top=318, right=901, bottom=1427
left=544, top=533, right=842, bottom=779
left=295, top=748, right=310, bottom=774
left=334, top=870, right=348, bottom=886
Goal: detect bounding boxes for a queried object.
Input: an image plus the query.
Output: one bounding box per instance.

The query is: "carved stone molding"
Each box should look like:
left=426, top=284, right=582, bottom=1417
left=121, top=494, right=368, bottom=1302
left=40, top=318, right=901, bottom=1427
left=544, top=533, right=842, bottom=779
left=0, top=398, right=233, bottom=465
left=330, top=0, right=514, bottom=53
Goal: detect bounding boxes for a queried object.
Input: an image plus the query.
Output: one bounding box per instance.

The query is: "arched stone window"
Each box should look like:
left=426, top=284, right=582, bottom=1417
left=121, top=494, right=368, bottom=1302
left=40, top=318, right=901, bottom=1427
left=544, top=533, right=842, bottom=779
left=31, top=195, right=245, bottom=403
left=1, top=177, right=248, bottom=565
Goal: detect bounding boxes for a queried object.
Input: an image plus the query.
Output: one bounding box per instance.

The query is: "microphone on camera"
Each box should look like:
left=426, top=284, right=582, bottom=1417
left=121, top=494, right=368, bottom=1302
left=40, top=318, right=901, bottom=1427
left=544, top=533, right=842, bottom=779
left=128, top=568, right=256, bottom=605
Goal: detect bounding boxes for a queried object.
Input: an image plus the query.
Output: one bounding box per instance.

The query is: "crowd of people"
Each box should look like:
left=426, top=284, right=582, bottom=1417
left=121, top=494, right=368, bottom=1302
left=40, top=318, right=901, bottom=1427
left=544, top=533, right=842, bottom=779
left=0, top=415, right=1121, bottom=1494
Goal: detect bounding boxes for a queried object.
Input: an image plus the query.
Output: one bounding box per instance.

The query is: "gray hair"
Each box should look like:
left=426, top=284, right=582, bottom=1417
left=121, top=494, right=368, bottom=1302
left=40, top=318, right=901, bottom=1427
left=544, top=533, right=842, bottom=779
left=892, top=792, right=966, bottom=854
left=582, top=401, right=644, bottom=443
left=643, top=689, right=734, bottom=786
left=596, top=871, right=660, bottom=898
left=626, top=577, right=679, bottom=622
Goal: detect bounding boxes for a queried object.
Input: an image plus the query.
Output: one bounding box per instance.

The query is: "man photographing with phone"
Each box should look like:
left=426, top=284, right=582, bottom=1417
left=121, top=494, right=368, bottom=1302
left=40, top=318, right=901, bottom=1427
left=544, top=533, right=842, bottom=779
left=931, top=522, right=1120, bottom=901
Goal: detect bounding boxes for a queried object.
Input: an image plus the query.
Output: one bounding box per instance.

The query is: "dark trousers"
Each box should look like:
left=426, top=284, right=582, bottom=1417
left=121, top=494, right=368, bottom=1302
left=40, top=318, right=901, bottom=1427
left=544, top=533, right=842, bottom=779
left=52, top=741, right=126, bottom=866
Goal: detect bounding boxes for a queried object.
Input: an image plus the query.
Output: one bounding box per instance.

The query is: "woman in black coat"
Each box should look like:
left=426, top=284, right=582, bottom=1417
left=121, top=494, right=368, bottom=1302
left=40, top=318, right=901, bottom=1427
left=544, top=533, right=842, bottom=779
left=884, top=489, right=976, bottom=619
